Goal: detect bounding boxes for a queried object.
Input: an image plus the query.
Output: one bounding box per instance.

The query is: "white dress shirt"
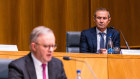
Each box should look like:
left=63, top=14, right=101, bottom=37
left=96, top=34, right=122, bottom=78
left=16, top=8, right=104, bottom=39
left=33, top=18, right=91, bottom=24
left=96, top=27, right=107, bottom=53
left=31, top=53, right=49, bottom=79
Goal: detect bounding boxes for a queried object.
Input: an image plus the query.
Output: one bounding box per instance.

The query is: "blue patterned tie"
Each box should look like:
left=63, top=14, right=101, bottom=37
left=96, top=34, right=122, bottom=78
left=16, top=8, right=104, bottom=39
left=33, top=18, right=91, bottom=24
left=99, top=33, right=105, bottom=49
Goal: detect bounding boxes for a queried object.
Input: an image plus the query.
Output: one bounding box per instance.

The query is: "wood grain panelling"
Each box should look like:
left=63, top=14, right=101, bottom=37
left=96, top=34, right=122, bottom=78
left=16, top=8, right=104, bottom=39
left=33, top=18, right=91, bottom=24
left=33, top=0, right=67, bottom=51
left=43, top=0, right=67, bottom=52
left=66, top=0, right=90, bottom=31
left=65, top=0, right=90, bottom=51
left=0, top=0, right=19, bottom=44
left=33, top=0, right=90, bottom=51
left=90, top=0, right=140, bottom=47
left=107, top=0, right=140, bottom=46
left=0, top=0, right=139, bottom=51
left=18, top=0, right=33, bottom=50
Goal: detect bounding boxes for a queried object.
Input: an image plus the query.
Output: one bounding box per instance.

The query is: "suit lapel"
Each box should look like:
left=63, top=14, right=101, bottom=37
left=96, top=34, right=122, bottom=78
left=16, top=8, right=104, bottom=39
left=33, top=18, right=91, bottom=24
left=90, top=27, right=97, bottom=50
left=25, top=53, right=37, bottom=79
left=48, top=58, right=54, bottom=79
left=106, top=28, right=112, bottom=48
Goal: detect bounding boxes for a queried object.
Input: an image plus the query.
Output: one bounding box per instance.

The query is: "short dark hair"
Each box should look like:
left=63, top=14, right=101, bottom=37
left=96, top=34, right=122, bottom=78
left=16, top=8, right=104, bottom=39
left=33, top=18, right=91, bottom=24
left=94, top=8, right=110, bottom=18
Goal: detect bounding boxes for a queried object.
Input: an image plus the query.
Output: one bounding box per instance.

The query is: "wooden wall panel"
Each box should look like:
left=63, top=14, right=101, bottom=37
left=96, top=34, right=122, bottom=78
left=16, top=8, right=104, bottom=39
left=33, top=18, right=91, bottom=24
left=107, top=0, right=140, bottom=46
left=90, top=0, right=140, bottom=46
left=42, top=0, right=67, bottom=52
left=0, top=0, right=33, bottom=50
left=0, top=0, right=139, bottom=52
left=0, top=0, right=19, bottom=44
left=32, top=0, right=90, bottom=51
left=66, top=0, right=90, bottom=31
left=18, top=0, right=33, bottom=50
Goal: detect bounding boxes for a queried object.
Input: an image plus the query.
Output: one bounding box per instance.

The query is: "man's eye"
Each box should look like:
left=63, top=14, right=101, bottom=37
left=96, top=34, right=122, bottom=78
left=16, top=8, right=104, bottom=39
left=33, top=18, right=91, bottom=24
left=97, top=17, right=101, bottom=19
left=43, top=45, right=48, bottom=48
left=97, top=17, right=108, bottom=20
left=103, top=17, right=107, bottom=19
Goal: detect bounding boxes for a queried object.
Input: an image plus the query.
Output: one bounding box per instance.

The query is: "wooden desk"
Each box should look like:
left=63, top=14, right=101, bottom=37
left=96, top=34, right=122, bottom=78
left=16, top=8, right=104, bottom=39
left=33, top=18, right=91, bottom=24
left=0, top=51, right=140, bottom=79
left=108, top=54, right=140, bottom=79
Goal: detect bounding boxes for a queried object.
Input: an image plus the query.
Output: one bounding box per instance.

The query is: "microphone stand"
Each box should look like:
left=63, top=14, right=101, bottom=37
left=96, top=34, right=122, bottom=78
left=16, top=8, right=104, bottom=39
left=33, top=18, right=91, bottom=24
left=69, top=58, right=98, bottom=79
left=120, top=31, right=130, bottom=49
left=110, top=26, right=130, bottom=49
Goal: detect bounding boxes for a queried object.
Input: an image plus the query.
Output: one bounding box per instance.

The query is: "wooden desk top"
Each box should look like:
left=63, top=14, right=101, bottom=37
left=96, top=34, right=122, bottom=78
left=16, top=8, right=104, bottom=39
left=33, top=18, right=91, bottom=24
left=0, top=51, right=140, bottom=59
left=0, top=51, right=140, bottom=79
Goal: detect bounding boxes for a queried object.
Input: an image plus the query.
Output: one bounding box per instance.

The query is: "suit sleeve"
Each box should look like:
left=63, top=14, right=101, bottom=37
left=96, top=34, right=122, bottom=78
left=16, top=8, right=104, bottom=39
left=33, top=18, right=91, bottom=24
left=59, top=61, right=67, bottom=79
left=8, top=61, right=23, bottom=79
left=80, top=31, right=89, bottom=53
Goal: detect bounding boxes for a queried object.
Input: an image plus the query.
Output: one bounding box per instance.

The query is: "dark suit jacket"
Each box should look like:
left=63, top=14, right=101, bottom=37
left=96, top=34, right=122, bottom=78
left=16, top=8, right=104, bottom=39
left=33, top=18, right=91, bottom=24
left=8, top=53, right=67, bottom=79
left=80, top=27, right=120, bottom=53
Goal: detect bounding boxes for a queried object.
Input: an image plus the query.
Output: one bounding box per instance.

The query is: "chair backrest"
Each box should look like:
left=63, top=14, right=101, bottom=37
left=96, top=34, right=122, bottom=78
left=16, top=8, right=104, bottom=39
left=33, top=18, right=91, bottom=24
left=0, top=59, right=13, bottom=79
left=66, top=32, right=81, bottom=53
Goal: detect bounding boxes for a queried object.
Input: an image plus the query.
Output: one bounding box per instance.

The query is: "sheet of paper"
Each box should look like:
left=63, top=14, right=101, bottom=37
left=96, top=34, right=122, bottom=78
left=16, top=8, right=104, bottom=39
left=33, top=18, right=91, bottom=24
left=0, top=45, right=18, bottom=51
left=121, top=49, right=140, bottom=55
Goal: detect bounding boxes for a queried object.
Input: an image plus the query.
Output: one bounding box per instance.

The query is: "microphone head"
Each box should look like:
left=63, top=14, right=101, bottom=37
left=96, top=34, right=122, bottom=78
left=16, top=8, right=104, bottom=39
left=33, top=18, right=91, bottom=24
left=63, top=56, right=71, bottom=60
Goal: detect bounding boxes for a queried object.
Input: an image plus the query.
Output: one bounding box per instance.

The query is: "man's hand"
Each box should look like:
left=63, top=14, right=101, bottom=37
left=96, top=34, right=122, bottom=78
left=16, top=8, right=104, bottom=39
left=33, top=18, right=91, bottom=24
left=100, top=49, right=107, bottom=54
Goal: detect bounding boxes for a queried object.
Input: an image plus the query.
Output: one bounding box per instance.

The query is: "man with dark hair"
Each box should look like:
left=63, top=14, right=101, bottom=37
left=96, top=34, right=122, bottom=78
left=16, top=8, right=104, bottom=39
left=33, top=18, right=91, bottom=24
left=8, top=26, right=67, bottom=79
left=80, top=8, right=120, bottom=54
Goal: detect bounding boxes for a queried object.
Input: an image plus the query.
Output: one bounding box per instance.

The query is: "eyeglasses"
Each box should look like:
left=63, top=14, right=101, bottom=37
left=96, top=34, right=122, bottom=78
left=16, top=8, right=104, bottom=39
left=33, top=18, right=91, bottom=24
left=35, top=43, right=57, bottom=50
left=96, top=16, right=108, bottom=20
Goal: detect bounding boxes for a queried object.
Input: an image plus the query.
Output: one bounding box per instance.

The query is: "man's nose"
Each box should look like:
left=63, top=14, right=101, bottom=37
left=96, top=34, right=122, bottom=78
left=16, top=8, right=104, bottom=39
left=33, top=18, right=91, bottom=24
left=100, top=18, right=104, bottom=22
left=49, top=46, right=54, bottom=51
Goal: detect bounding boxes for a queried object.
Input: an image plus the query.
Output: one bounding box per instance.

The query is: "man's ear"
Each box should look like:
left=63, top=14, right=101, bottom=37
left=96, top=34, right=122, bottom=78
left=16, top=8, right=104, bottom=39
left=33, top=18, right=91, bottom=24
left=107, top=17, right=111, bottom=24
left=31, top=43, right=36, bottom=51
left=109, top=17, right=111, bottom=22
left=93, top=16, right=96, bottom=22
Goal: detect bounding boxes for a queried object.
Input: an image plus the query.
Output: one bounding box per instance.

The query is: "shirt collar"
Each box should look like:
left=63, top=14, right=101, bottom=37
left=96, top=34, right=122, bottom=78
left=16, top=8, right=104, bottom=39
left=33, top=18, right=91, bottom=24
left=31, top=53, right=42, bottom=66
left=96, top=27, right=107, bottom=34
left=31, top=53, right=48, bottom=66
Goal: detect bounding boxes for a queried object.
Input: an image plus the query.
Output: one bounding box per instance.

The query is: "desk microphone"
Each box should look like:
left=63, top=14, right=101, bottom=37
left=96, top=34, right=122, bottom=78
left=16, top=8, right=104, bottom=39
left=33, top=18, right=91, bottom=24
left=63, top=56, right=97, bottom=79
left=109, top=26, right=130, bottom=49
left=63, top=56, right=71, bottom=60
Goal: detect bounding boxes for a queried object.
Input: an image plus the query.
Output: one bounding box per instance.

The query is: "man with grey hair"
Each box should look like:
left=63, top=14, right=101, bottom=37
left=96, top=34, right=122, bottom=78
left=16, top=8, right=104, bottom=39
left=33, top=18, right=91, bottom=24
left=80, top=8, right=120, bottom=54
left=8, top=26, right=67, bottom=79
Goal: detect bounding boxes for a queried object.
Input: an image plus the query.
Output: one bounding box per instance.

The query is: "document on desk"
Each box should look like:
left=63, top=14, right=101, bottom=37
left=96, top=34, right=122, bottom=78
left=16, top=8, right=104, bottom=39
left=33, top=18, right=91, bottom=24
left=0, top=45, right=18, bottom=51
left=121, top=49, right=140, bottom=55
